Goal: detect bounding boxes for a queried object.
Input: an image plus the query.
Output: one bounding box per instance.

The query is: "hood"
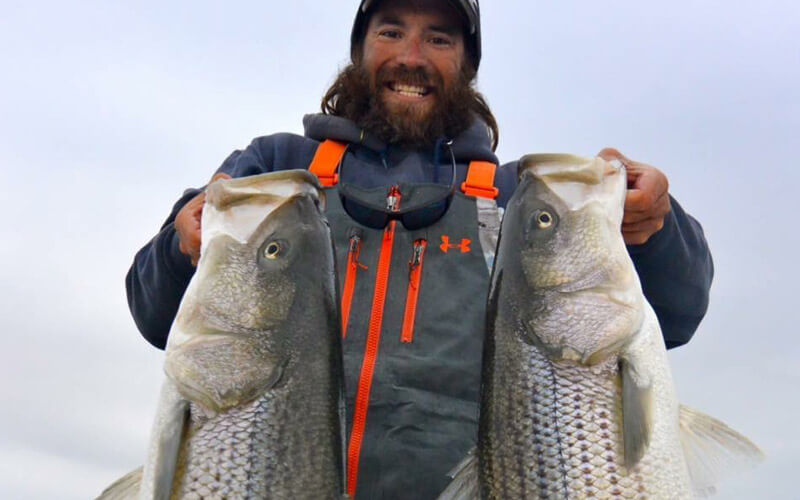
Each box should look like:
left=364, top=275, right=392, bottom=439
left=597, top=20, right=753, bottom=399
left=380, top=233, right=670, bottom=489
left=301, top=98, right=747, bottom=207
left=302, top=113, right=498, bottom=165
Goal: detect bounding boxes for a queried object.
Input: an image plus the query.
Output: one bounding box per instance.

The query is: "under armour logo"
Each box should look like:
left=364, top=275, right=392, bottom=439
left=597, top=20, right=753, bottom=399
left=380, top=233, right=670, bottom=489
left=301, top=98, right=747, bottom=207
left=440, top=236, right=471, bottom=254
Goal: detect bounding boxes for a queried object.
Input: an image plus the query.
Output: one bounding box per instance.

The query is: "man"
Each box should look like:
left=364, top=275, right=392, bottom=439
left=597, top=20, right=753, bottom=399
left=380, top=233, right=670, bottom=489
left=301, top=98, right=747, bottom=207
left=126, top=1, right=713, bottom=498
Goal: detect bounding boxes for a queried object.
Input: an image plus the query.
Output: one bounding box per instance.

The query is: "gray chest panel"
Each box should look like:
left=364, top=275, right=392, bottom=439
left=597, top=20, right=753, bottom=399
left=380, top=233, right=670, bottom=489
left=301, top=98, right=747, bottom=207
left=324, top=187, right=497, bottom=499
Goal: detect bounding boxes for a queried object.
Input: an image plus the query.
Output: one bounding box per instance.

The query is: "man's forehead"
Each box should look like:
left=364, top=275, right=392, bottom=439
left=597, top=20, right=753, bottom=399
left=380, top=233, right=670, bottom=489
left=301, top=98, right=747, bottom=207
left=369, top=0, right=464, bottom=30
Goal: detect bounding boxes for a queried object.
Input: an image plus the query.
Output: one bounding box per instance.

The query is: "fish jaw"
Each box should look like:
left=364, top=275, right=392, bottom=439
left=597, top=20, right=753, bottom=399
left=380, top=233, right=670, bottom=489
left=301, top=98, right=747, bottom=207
left=165, top=333, right=286, bottom=414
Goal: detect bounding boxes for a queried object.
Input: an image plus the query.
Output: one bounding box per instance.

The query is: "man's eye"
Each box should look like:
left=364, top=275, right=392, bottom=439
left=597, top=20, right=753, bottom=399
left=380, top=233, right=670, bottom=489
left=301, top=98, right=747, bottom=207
left=379, top=30, right=402, bottom=39
left=430, top=36, right=452, bottom=46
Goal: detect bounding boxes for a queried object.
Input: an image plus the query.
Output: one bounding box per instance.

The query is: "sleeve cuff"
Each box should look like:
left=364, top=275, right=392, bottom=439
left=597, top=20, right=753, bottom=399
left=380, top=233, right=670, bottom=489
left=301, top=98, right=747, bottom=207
left=166, top=223, right=196, bottom=280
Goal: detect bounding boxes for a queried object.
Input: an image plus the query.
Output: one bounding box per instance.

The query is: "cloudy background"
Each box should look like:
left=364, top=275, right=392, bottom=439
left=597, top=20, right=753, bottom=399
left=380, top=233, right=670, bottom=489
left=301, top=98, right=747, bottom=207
left=1, top=0, right=797, bottom=498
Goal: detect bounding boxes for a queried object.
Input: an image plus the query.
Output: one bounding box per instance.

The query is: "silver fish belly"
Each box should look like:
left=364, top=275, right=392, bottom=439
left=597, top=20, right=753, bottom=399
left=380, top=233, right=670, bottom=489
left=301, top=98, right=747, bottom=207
left=481, top=303, right=689, bottom=499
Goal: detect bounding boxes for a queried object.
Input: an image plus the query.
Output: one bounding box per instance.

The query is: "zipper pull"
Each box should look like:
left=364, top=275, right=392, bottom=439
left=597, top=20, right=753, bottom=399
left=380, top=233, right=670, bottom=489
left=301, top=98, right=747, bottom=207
left=408, top=239, right=427, bottom=279
left=410, top=240, right=425, bottom=268
left=349, top=233, right=361, bottom=255
left=347, top=228, right=367, bottom=269
left=341, top=228, right=367, bottom=339
left=386, top=185, right=402, bottom=212
left=402, top=239, right=428, bottom=343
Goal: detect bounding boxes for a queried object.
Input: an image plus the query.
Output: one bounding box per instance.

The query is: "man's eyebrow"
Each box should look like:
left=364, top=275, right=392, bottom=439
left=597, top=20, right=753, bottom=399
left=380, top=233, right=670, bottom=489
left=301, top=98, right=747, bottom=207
left=427, top=24, right=460, bottom=36
left=372, top=13, right=404, bottom=27
left=371, top=14, right=460, bottom=36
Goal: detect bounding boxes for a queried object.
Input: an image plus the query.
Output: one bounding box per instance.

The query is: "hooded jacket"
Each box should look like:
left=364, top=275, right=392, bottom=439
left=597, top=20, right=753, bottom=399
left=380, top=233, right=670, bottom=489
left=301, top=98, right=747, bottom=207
left=126, top=113, right=713, bottom=498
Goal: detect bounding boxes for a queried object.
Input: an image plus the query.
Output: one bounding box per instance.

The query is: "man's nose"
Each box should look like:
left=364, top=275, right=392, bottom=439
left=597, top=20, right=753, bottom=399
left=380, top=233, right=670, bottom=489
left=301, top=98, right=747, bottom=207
left=395, top=36, right=426, bottom=67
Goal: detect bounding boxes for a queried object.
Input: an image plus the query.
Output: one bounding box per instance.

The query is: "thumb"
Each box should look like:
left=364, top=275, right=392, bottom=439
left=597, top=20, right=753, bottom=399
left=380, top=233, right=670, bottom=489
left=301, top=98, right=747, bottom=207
left=597, top=147, right=633, bottom=165
left=209, top=172, right=232, bottom=183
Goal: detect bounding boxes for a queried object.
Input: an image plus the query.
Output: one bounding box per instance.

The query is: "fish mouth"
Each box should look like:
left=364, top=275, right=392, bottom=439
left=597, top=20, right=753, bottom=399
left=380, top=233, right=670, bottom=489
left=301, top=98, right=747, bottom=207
left=518, top=154, right=626, bottom=216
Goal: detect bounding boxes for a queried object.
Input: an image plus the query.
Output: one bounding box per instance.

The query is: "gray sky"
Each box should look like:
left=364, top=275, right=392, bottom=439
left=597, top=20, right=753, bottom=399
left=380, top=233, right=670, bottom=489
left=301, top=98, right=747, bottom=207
left=1, top=1, right=797, bottom=498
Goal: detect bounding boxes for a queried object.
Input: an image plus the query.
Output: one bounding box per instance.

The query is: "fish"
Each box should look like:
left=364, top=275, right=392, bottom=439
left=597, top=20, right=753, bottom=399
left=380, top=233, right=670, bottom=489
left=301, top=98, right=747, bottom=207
left=440, top=154, right=763, bottom=499
left=99, top=170, right=346, bottom=499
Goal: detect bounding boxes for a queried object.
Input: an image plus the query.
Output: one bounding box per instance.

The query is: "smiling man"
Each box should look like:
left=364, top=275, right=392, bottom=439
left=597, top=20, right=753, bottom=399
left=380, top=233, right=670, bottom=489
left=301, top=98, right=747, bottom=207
left=126, top=1, right=714, bottom=498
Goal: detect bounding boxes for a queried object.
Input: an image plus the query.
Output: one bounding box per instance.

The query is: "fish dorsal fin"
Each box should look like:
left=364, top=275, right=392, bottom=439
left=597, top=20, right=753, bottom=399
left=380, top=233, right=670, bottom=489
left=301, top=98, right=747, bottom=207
left=140, top=380, right=189, bottom=499
left=620, top=355, right=655, bottom=468
left=437, top=448, right=480, bottom=500
left=96, top=466, right=142, bottom=499
left=678, top=404, right=764, bottom=497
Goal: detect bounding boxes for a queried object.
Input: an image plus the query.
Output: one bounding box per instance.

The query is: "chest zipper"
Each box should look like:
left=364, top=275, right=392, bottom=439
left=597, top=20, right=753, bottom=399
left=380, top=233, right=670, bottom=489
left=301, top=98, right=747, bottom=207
left=401, top=239, right=428, bottom=343
left=341, top=229, right=366, bottom=338
left=347, top=186, right=401, bottom=498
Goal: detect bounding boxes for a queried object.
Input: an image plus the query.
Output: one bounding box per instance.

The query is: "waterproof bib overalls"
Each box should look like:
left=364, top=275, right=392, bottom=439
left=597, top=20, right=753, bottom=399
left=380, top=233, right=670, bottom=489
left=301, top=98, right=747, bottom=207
left=310, top=140, right=501, bottom=499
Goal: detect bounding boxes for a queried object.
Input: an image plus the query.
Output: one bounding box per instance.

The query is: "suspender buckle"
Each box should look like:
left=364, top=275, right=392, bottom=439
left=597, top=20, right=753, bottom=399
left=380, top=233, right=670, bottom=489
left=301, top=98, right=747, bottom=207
left=309, top=140, right=347, bottom=187
left=316, top=172, right=340, bottom=187
left=461, top=160, right=499, bottom=199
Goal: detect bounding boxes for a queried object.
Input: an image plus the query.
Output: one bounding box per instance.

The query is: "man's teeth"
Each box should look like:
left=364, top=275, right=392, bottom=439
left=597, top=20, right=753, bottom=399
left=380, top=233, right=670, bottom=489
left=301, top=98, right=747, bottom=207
left=393, top=84, right=427, bottom=97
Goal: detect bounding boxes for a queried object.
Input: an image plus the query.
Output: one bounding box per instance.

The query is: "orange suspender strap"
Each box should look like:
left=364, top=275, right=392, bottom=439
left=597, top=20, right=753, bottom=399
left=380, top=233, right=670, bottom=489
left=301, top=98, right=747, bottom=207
left=309, top=139, right=347, bottom=187
left=461, top=160, right=499, bottom=199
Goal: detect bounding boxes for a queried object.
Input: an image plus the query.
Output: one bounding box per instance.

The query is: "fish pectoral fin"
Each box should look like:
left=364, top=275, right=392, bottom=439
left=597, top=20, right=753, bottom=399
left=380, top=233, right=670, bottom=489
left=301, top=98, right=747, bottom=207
left=678, top=404, right=764, bottom=497
left=96, top=466, right=142, bottom=500
left=437, top=448, right=480, bottom=500
left=141, top=380, right=190, bottom=500
left=620, top=355, right=654, bottom=469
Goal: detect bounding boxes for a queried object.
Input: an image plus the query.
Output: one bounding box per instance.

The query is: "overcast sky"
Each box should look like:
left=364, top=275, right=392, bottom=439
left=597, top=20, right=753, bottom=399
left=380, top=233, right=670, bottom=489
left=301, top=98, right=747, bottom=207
left=1, top=1, right=797, bottom=498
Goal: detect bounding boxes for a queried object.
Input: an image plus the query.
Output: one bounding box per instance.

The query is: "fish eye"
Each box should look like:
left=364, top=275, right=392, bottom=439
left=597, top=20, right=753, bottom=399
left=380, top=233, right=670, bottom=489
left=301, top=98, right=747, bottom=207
left=536, top=211, right=553, bottom=229
left=264, top=241, right=282, bottom=259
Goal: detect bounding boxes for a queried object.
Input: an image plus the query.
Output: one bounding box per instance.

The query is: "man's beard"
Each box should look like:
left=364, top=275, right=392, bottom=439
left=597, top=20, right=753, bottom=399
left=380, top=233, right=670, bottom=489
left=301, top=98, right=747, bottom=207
left=329, top=63, right=477, bottom=148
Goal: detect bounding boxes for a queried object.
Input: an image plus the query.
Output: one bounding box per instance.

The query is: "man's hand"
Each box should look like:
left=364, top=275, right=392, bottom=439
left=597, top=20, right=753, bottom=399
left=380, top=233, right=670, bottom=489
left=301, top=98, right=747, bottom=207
left=598, top=148, right=671, bottom=246
left=175, top=172, right=231, bottom=266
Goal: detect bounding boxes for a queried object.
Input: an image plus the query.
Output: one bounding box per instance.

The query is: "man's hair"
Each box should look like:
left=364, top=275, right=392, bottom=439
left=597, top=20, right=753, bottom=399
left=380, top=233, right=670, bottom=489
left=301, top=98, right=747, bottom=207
left=321, top=63, right=499, bottom=152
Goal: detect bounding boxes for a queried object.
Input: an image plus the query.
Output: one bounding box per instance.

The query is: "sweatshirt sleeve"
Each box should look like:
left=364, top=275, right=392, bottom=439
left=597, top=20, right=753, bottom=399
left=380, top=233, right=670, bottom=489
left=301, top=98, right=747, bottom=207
left=125, top=189, right=201, bottom=349
left=628, top=196, right=714, bottom=349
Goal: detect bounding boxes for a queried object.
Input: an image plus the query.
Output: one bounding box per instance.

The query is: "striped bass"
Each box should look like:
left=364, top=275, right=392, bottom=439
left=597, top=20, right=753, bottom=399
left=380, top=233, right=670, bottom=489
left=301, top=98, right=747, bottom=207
left=100, top=171, right=346, bottom=499
left=441, top=154, right=762, bottom=499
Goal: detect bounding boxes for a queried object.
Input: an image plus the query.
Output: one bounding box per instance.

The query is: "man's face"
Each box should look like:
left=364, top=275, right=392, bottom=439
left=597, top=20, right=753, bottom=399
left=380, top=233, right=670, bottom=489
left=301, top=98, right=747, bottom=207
left=361, top=0, right=466, bottom=125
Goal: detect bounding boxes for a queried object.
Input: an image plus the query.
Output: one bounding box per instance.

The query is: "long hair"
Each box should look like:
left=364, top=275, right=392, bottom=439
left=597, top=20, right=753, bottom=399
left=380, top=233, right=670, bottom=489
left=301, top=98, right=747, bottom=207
left=321, top=63, right=500, bottom=152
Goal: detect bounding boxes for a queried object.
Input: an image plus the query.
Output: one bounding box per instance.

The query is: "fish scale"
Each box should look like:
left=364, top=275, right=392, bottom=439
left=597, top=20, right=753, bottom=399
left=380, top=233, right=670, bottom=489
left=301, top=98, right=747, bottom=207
left=173, top=378, right=340, bottom=499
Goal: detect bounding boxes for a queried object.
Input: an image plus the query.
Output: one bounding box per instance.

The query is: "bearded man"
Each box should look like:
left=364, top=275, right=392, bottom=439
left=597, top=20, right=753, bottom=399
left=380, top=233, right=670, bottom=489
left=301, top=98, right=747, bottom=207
left=126, top=1, right=713, bottom=498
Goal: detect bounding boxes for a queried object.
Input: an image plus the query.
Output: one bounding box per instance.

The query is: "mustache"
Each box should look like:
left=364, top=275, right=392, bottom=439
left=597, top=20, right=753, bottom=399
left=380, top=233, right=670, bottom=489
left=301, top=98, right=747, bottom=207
left=374, top=65, right=443, bottom=90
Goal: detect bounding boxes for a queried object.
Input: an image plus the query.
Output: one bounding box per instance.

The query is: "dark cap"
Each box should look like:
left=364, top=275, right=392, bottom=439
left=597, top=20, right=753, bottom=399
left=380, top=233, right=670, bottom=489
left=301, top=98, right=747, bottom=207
left=350, top=0, right=481, bottom=70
